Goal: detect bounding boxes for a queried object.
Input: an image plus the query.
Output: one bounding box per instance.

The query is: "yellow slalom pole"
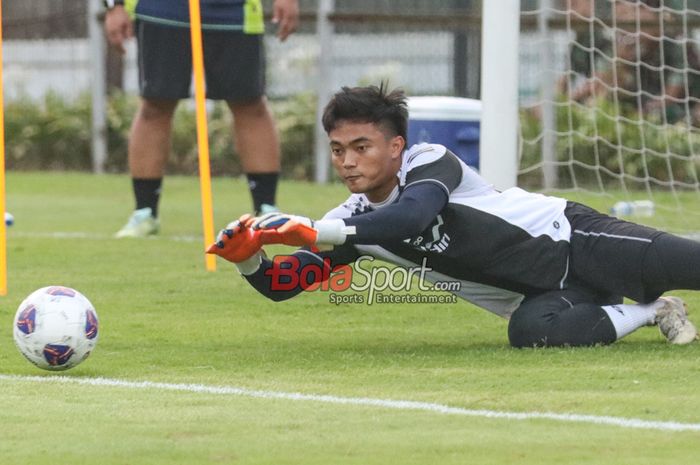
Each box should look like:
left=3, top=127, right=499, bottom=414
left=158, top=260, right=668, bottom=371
left=188, top=0, right=216, bottom=271
left=0, top=0, right=8, bottom=295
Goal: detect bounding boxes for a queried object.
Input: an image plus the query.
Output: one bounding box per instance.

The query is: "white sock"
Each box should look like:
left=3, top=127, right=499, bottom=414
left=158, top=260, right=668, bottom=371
left=601, top=301, right=662, bottom=340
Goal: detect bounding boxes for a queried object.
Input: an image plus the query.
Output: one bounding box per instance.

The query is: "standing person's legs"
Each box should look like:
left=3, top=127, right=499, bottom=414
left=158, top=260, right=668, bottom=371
left=228, top=98, right=280, bottom=214
left=116, top=20, right=191, bottom=237
left=204, top=30, right=280, bottom=214
left=116, top=97, right=177, bottom=238
left=128, top=98, right=178, bottom=215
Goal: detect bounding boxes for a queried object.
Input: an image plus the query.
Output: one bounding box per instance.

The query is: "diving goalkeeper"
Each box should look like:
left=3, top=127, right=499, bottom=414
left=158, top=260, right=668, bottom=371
left=207, top=84, right=700, bottom=348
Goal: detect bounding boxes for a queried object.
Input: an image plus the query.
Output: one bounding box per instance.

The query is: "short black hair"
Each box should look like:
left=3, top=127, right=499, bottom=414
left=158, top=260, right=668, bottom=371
left=322, top=83, right=408, bottom=141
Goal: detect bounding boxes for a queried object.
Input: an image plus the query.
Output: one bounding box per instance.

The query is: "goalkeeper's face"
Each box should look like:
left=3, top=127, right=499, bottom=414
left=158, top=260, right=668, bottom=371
left=329, top=121, right=404, bottom=203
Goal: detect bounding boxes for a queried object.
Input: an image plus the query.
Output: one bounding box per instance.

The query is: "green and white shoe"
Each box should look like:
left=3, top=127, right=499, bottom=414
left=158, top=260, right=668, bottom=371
left=115, top=208, right=160, bottom=238
left=258, top=203, right=279, bottom=215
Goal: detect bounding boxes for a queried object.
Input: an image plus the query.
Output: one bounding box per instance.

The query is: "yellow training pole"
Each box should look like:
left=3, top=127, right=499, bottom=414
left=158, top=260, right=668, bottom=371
left=188, top=0, right=216, bottom=271
left=0, top=0, right=8, bottom=295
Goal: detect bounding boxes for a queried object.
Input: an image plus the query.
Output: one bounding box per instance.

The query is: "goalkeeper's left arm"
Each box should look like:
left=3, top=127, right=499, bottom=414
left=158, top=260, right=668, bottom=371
left=251, top=182, right=448, bottom=247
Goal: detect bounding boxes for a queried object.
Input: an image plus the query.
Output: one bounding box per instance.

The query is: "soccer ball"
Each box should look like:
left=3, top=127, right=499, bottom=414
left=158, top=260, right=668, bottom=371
left=13, top=286, right=99, bottom=371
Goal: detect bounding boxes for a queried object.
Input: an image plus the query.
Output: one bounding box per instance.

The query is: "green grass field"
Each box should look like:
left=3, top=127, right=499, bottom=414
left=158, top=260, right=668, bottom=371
left=1, top=172, right=699, bottom=464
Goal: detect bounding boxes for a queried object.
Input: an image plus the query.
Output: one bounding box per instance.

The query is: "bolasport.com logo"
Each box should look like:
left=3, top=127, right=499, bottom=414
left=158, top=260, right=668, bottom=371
left=265, top=255, right=461, bottom=305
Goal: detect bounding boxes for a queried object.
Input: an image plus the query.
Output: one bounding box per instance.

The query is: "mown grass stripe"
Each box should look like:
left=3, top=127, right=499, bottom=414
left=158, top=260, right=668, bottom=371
left=10, top=231, right=200, bottom=242
left=2, top=374, right=699, bottom=432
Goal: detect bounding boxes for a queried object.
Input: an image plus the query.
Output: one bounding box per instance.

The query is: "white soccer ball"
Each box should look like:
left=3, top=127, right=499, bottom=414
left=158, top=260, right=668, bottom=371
left=13, top=286, right=99, bottom=371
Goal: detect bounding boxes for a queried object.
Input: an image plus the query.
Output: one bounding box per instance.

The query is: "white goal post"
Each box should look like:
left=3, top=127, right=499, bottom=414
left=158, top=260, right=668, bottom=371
left=480, top=0, right=521, bottom=191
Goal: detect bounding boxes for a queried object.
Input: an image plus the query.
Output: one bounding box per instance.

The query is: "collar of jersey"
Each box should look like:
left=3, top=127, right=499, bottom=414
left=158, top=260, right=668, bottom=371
left=367, top=184, right=400, bottom=210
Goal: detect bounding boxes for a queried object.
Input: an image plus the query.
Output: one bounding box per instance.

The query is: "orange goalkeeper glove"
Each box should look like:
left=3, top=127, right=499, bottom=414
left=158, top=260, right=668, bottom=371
left=260, top=220, right=319, bottom=247
left=206, top=215, right=264, bottom=263
left=249, top=212, right=351, bottom=247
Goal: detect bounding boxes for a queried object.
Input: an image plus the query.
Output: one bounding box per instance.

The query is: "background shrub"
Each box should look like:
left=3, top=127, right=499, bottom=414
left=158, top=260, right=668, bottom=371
left=9, top=92, right=699, bottom=187
left=6, top=91, right=317, bottom=179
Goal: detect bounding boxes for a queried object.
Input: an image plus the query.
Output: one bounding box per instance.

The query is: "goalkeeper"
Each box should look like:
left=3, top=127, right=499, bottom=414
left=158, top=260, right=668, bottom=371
left=208, top=84, right=700, bottom=348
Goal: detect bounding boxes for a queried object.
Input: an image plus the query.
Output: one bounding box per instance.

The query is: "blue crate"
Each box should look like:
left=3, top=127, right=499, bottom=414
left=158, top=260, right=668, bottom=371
left=407, top=97, right=482, bottom=170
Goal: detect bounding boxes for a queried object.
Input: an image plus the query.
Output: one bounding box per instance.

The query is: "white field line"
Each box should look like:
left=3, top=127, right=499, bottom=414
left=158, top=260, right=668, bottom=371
left=1, top=374, right=699, bottom=432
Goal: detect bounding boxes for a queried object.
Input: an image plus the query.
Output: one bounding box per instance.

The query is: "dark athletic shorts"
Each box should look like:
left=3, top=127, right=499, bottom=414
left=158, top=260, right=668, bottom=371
left=564, top=201, right=665, bottom=303
left=135, top=20, right=265, bottom=101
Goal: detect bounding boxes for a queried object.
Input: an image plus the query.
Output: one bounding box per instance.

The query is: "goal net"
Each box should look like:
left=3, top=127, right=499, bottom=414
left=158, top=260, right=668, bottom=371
left=519, top=0, right=700, bottom=234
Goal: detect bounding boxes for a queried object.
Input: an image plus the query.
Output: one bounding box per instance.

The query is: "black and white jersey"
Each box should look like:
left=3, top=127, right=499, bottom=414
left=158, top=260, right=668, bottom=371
left=320, top=143, right=573, bottom=318
left=245, top=143, right=676, bottom=317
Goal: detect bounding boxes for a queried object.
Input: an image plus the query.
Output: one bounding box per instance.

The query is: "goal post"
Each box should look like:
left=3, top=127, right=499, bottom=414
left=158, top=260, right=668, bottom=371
left=480, top=0, right=521, bottom=191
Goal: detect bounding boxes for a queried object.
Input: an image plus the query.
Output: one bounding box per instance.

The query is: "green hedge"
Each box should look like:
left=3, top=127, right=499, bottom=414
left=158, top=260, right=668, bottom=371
left=519, top=98, right=700, bottom=189
left=8, top=92, right=699, bottom=187
left=6, top=93, right=93, bottom=171
left=6, top=91, right=317, bottom=179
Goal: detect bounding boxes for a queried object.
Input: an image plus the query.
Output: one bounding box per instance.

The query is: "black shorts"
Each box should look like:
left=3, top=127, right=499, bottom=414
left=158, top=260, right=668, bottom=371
left=135, top=20, right=265, bottom=101
left=564, top=201, right=666, bottom=302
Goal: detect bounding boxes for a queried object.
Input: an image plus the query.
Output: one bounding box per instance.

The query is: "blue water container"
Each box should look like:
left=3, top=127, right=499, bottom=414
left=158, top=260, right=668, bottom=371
left=407, top=96, right=482, bottom=169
